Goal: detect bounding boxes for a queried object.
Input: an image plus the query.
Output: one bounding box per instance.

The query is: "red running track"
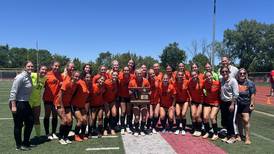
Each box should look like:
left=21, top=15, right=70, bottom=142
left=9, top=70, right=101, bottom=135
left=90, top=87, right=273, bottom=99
left=161, top=133, right=227, bottom=154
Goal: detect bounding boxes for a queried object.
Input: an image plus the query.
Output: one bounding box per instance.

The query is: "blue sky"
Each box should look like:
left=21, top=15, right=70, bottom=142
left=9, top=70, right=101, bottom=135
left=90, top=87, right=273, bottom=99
left=0, top=0, right=273, bottom=63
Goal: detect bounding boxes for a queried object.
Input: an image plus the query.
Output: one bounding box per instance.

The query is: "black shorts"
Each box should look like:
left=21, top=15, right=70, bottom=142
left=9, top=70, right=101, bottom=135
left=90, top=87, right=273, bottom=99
left=237, top=103, right=251, bottom=113
left=119, top=97, right=130, bottom=103
left=72, top=106, right=85, bottom=112
left=191, top=101, right=203, bottom=106
left=271, top=82, right=274, bottom=89
left=203, top=103, right=219, bottom=108
left=176, top=101, right=187, bottom=104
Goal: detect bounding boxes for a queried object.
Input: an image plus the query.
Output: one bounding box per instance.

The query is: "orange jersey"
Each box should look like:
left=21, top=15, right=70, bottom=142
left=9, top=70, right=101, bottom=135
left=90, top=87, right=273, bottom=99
left=57, top=80, right=78, bottom=107
left=149, top=79, right=160, bottom=105
left=71, top=80, right=90, bottom=108
left=104, top=79, right=118, bottom=103
left=159, top=83, right=176, bottom=108
left=155, top=72, right=163, bottom=82
left=91, top=84, right=105, bottom=107
left=174, top=80, right=190, bottom=102
left=188, top=78, right=204, bottom=103
left=173, top=70, right=191, bottom=80
left=118, top=73, right=131, bottom=97
left=128, top=78, right=150, bottom=89
left=92, top=73, right=110, bottom=84
left=43, top=71, right=63, bottom=102
left=204, top=80, right=221, bottom=105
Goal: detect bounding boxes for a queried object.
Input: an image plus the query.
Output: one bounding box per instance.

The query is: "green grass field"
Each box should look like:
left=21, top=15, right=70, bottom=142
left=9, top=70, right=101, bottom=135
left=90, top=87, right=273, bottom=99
left=1, top=80, right=274, bottom=153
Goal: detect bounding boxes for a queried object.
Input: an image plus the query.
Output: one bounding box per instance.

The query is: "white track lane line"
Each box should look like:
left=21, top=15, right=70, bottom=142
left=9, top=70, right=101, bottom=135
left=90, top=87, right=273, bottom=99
left=86, top=147, right=120, bottom=151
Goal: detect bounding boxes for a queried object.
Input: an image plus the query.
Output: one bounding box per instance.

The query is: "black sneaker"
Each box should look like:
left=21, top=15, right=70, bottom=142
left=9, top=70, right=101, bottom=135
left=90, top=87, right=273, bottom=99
left=16, top=146, right=31, bottom=151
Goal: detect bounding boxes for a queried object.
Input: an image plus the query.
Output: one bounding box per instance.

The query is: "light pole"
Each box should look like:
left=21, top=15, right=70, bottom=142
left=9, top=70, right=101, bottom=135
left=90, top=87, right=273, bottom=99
left=212, top=0, right=216, bottom=68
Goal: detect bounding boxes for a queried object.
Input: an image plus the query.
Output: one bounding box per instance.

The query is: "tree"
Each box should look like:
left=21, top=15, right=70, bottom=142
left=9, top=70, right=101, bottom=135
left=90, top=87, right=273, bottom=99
left=73, top=58, right=83, bottom=71
left=0, top=45, right=10, bottom=68
left=96, top=51, right=112, bottom=69
left=222, top=19, right=274, bottom=71
left=160, top=42, right=187, bottom=70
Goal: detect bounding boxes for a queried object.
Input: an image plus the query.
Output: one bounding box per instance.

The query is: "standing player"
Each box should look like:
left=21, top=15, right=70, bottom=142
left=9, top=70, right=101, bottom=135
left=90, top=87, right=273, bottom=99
left=71, top=73, right=91, bottom=141
left=90, top=75, right=105, bottom=137
left=147, top=69, right=160, bottom=134
left=103, top=72, right=119, bottom=136
left=203, top=71, right=220, bottom=140
left=189, top=71, right=204, bottom=137
left=129, top=69, right=150, bottom=136
left=174, top=71, right=190, bottom=135
left=159, top=74, right=176, bottom=133
left=119, top=67, right=133, bottom=134
left=56, top=71, right=80, bottom=144
left=153, top=63, right=163, bottom=81
left=29, top=65, right=47, bottom=138
left=43, top=61, right=62, bottom=140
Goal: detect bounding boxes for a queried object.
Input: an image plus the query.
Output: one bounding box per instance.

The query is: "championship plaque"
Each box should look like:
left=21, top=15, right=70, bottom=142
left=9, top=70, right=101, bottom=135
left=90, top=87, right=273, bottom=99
left=130, top=87, right=150, bottom=105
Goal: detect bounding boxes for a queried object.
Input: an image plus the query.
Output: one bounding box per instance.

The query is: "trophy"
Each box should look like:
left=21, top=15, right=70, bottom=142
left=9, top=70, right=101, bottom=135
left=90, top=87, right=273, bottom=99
left=129, top=87, right=150, bottom=105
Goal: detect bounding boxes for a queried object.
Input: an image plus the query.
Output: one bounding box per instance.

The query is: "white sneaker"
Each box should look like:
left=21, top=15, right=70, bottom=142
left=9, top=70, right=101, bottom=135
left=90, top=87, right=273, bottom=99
left=193, top=131, right=201, bottom=137
left=134, top=132, right=139, bottom=137
left=174, top=130, right=180, bottom=135
left=126, top=127, right=132, bottom=134
left=202, top=133, right=209, bottom=139
left=211, top=134, right=219, bottom=141
left=181, top=130, right=186, bottom=135
left=161, top=129, right=166, bottom=133
left=52, top=133, right=58, bottom=140
left=59, top=139, right=67, bottom=145
left=47, top=134, right=53, bottom=140
left=140, top=132, right=146, bottom=136
left=65, top=139, right=72, bottom=144
left=152, top=128, right=157, bottom=134
left=121, top=129, right=125, bottom=135
left=68, top=131, right=75, bottom=137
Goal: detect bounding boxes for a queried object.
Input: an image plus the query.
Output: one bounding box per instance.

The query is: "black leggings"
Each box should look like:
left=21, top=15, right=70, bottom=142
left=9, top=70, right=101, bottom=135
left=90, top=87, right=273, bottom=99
left=11, top=101, right=34, bottom=147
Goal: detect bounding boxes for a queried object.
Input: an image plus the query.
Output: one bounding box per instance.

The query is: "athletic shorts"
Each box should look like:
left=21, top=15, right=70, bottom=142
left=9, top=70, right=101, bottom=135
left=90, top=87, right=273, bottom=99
left=72, top=106, right=85, bottom=112
left=119, top=97, right=130, bottom=103
left=176, top=101, right=187, bottom=105
left=203, top=103, right=219, bottom=108
left=29, top=100, right=41, bottom=108
left=191, top=101, right=203, bottom=106
left=271, top=82, right=274, bottom=89
left=237, top=103, right=251, bottom=114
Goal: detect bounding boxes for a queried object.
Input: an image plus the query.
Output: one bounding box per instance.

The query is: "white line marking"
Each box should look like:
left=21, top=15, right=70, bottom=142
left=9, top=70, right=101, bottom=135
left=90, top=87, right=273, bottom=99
left=85, top=147, right=120, bottom=151
left=254, top=110, right=274, bottom=118
left=252, top=132, right=274, bottom=143
left=102, top=135, right=118, bottom=138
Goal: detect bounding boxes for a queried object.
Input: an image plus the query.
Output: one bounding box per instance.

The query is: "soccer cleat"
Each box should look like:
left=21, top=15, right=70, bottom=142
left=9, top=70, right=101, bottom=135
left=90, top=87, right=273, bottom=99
left=134, top=132, right=139, bottom=137
left=140, top=132, right=146, bottom=136
left=65, top=139, right=72, bottom=144
left=52, top=133, right=58, bottom=140
left=16, top=146, right=31, bottom=151
left=103, top=130, right=108, bottom=136
left=174, top=130, right=180, bottom=135
left=111, top=130, right=116, bottom=135
left=152, top=128, right=157, bottom=134
left=221, top=137, right=228, bottom=142
left=121, top=129, right=125, bottom=135
left=211, top=134, right=219, bottom=141
left=74, top=135, right=83, bottom=142
left=226, top=137, right=236, bottom=144
left=202, top=133, right=209, bottom=139
left=126, top=127, right=132, bottom=134
left=59, top=139, right=68, bottom=145
left=181, top=130, right=186, bottom=135
left=47, top=134, right=53, bottom=140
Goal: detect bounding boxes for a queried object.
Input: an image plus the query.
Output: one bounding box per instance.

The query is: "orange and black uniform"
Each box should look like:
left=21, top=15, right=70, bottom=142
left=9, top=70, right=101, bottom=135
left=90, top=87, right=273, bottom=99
left=203, top=80, right=221, bottom=135
left=90, top=84, right=105, bottom=108
left=148, top=78, right=160, bottom=129
left=43, top=71, right=63, bottom=135
left=188, top=78, right=204, bottom=105
left=58, top=79, right=78, bottom=108
left=71, top=80, right=90, bottom=109
left=174, top=80, right=190, bottom=103
left=118, top=72, right=131, bottom=102
left=104, top=79, right=118, bottom=104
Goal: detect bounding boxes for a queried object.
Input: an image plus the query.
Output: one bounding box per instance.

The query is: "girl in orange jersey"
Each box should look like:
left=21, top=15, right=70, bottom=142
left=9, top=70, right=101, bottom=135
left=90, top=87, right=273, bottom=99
left=147, top=69, right=160, bottom=134
left=189, top=71, right=204, bottom=137
left=166, top=65, right=174, bottom=83
left=202, top=71, right=221, bottom=140
left=128, top=59, right=136, bottom=76
left=56, top=71, right=80, bottom=144
left=62, top=62, right=75, bottom=82
left=191, top=63, right=204, bottom=80
left=90, top=75, right=106, bottom=137
left=173, top=63, right=191, bottom=80
left=92, top=65, right=109, bottom=84
left=174, top=71, right=190, bottom=135
left=129, top=69, right=150, bottom=136
left=103, top=71, right=119, bottom=136
left=153, top=63, right=163, bottom=81
left=159, top=74, right=176, bottom=133
left=71, top=73, right=92, bottom=142
left=107, top=60, right=120, bottom=75
left=119, top=66, right=133, bottom=134
left=141, top=64, right=148, bottom=78
left=43, top=61, right=62, bottom=140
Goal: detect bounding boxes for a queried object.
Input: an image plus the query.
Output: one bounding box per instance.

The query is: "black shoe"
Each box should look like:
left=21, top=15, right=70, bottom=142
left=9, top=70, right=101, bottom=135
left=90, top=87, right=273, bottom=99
left=16, top=146, right=31, bottom=151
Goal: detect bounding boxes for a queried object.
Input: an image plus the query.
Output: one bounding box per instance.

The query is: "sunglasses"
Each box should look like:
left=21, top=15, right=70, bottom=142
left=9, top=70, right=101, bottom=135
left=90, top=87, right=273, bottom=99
left=240, top=72, right=246, bottom=75
left=221, top=70, right=228, bottom=73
